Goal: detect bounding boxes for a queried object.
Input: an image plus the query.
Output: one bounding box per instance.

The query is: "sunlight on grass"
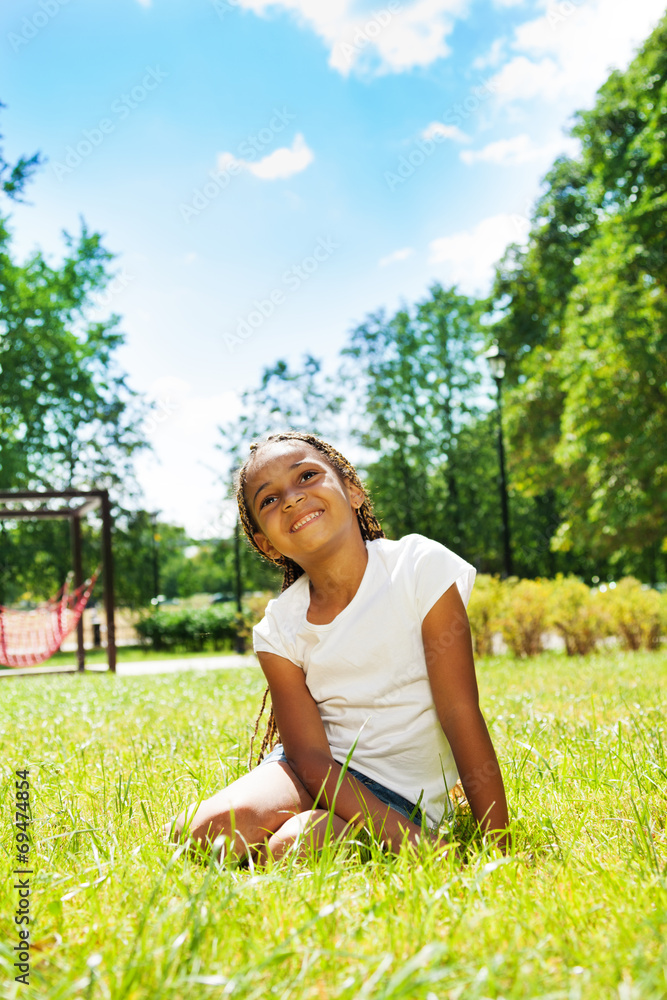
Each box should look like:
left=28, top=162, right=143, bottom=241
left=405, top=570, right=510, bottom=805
left=0, top=651, right=665, bottom=999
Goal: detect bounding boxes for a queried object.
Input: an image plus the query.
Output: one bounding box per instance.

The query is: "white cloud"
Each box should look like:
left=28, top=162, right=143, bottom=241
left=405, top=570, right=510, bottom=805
left=429, top=213, right=531, bottom=294
left=472, top=36, right=506, bottom=70
left=234, top=0, right=471, bottom=76
left=422, top=121, right=470, bottom=143
left=217, top=133, right=314, bottom=181
left=489, top=0, right=666, bottom=106
left=379, top=247, right=415, bottom=267
left=461, top=131, right=579, bottom=166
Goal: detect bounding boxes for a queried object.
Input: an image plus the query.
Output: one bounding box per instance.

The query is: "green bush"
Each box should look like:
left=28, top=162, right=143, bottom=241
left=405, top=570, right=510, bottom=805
left=498, top=578, right=550, bottom=657
left=133, top=583, right=666, bottom=660
left=135, top=604, right=247, bottom=653
left=660, top=590, right=667, bottom=641
left=467, top=574, right=503, bottom=657
left=603, top=578, right=663, bottom=651
left=547, top=576, right=610, bottom=655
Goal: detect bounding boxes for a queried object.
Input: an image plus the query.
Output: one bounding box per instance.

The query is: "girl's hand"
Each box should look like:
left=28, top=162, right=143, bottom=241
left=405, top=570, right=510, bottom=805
left=387, top=821, right=451, bottom=859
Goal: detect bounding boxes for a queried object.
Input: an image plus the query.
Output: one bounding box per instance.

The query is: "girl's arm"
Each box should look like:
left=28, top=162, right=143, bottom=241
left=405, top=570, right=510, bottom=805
left=257, top=650, right=423, bottom=852
left=422, top=582, right=510, bottom=850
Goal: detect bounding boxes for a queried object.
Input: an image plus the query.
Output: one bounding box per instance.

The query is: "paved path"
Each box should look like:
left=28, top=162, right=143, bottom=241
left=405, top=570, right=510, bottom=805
left=0, top=654, right=259, bottom=679
left=108, top=654, right=259, bottom=676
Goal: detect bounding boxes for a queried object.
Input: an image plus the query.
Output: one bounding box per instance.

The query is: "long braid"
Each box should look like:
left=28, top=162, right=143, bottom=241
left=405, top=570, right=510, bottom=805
left=235, top=432, right=385, bottom=766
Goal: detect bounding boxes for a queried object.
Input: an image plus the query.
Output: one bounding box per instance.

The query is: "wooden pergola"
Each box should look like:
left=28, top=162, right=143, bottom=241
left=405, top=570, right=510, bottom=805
left=0, top=489, right=116, bottom=672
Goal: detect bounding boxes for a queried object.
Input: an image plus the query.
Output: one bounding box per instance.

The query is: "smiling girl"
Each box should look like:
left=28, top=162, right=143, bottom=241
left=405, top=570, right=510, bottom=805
left=168, top=431, right=509, bottom=860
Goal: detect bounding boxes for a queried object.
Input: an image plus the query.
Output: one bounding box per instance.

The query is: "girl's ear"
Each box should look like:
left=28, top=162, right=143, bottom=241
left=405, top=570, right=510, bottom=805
left=254, top=531, right=282, bottom=562
left=346, top=482, right=365, bottom=510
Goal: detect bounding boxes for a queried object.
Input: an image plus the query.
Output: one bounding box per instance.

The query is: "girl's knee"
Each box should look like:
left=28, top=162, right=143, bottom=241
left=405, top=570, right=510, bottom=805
left=167, top=795, right=241, bottom=845
left=263, top=809, right=346, bottom=862
left=263, top=810, right=318, bottom=861
left=165, top=762, right=317, bottom=855
left=167, top=790, right=289, bottom=857
left=275, top=810, right=322, bottom=841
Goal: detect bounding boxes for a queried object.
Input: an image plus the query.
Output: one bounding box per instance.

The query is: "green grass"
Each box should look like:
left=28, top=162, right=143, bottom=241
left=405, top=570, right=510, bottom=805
left=0, top=650, right=665, bottom=999
left=0, top=645, right=248, bottom=671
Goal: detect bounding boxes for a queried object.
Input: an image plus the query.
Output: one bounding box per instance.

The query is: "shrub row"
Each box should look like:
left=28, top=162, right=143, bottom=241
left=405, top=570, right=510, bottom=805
left=136, top=580, right=665, bottom=659
left=135, top=605, right=251, bottom=652
left=468, top=575, right=667, bottom=658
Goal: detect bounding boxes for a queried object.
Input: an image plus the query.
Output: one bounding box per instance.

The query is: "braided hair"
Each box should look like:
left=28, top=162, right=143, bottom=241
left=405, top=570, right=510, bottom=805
left=234, top=431, right=385, bottom=765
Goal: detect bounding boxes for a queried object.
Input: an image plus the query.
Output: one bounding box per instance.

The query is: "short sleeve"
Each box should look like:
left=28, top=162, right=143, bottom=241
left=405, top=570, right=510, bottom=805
left=252, top=582, right=307, bottom=667
left=407, top=534, right=476, bottom=622
left=253, top=599, right=290, bottom=658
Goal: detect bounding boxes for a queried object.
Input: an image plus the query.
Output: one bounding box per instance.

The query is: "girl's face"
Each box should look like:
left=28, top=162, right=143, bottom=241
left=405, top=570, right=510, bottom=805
left=244, top=441, right=364, bottom=565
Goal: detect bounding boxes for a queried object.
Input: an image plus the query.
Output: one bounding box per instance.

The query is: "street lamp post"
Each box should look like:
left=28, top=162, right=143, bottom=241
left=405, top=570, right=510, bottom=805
left=485, top=345, right=514, bottom=578
left=233, top=515, right=243, bottom=615
left=149, top=510, right=161, bottom=603
left=228, top=469, right=244, bottom=615
left=229, top=469, right=245, bottom=653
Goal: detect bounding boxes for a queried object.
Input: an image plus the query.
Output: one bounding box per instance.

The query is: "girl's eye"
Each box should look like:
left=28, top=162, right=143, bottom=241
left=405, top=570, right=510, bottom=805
left=258, top=470, right=319, bottom=510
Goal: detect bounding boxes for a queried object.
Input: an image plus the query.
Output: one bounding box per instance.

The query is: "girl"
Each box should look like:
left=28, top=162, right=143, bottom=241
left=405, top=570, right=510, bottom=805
left=168, top=431, right=509, bottom=861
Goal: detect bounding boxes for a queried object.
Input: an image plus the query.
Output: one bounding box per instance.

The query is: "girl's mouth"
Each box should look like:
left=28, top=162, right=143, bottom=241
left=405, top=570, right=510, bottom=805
left=290, top=510, right=324, bottom=532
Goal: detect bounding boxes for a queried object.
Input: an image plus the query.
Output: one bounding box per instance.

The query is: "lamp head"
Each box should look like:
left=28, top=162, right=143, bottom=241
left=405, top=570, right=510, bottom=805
left=484, top=343, right=507, bottom=382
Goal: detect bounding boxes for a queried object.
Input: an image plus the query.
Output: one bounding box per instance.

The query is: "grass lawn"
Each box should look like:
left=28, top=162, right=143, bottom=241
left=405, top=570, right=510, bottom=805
left=58, top=645, right=246, bottom=667
left=0, top=646, right=248, bottom=672
left=0, top=650, right=665, bottom=999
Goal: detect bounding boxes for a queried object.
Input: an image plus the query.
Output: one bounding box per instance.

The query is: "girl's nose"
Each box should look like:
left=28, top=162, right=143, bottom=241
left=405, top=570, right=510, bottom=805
left=282, top=489, right=305, bottom=510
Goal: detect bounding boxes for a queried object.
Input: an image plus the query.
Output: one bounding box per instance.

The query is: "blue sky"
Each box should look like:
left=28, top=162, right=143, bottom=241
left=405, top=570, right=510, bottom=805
left=1, top=0, right=664, bottom=536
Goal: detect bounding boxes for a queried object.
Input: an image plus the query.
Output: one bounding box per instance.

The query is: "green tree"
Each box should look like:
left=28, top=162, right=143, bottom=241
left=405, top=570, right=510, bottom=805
left=0, top=105, right=150, bottom=601
left=552, top=17, right=667, bottom=576
left=488, top=155, right=598, bottom=497
left=341, top=284, right=485, bottom=554
left=0, top=182, right=147, bottom=487
left=552, top=220, right=667, bottom=577
left=219, top=354, right=344, bottom=470
left=0, top=518, right=74, bottom=605
left=486, top=14, right=667, bottom=581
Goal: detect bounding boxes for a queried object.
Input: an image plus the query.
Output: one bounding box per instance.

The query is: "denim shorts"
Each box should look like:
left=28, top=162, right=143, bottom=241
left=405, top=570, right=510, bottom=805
left=258, top=743, right=423, bottom=827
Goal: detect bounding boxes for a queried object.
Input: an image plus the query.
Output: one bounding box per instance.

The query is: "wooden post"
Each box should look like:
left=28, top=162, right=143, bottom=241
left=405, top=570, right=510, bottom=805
left=70, top=515, right=86, bottom=672
left=100, top=491, right=117, bottom=673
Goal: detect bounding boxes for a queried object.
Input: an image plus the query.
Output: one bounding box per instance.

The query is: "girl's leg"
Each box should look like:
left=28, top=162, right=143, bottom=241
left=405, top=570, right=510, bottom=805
left=259, top=809, right=355, bottom=863
left=166, top=761, right=316, bottom=860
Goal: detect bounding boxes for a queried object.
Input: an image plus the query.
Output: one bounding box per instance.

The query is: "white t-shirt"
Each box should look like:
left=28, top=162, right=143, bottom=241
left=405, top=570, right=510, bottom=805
left=252, top=533, right=476, bottom=827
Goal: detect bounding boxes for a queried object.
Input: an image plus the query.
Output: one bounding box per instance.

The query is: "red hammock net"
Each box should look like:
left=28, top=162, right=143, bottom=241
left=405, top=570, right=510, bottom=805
left=0, top=570, right=100, bottom=668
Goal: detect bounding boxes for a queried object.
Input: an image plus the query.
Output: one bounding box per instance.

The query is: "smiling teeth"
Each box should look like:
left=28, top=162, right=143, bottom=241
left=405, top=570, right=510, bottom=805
left=292, top=511, right=322, bottom=531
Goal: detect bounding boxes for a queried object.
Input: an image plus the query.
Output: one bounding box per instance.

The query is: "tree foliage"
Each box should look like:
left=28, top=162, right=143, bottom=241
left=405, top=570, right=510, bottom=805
left=487, top=14, right=667, bottom=580
left=219, top=354, right=344, bottom=472
left=0, top=104, right=149, bottom=602
left=0, top=113, right=147, bottom=492
left=341, top=284, right=485, bottom=552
